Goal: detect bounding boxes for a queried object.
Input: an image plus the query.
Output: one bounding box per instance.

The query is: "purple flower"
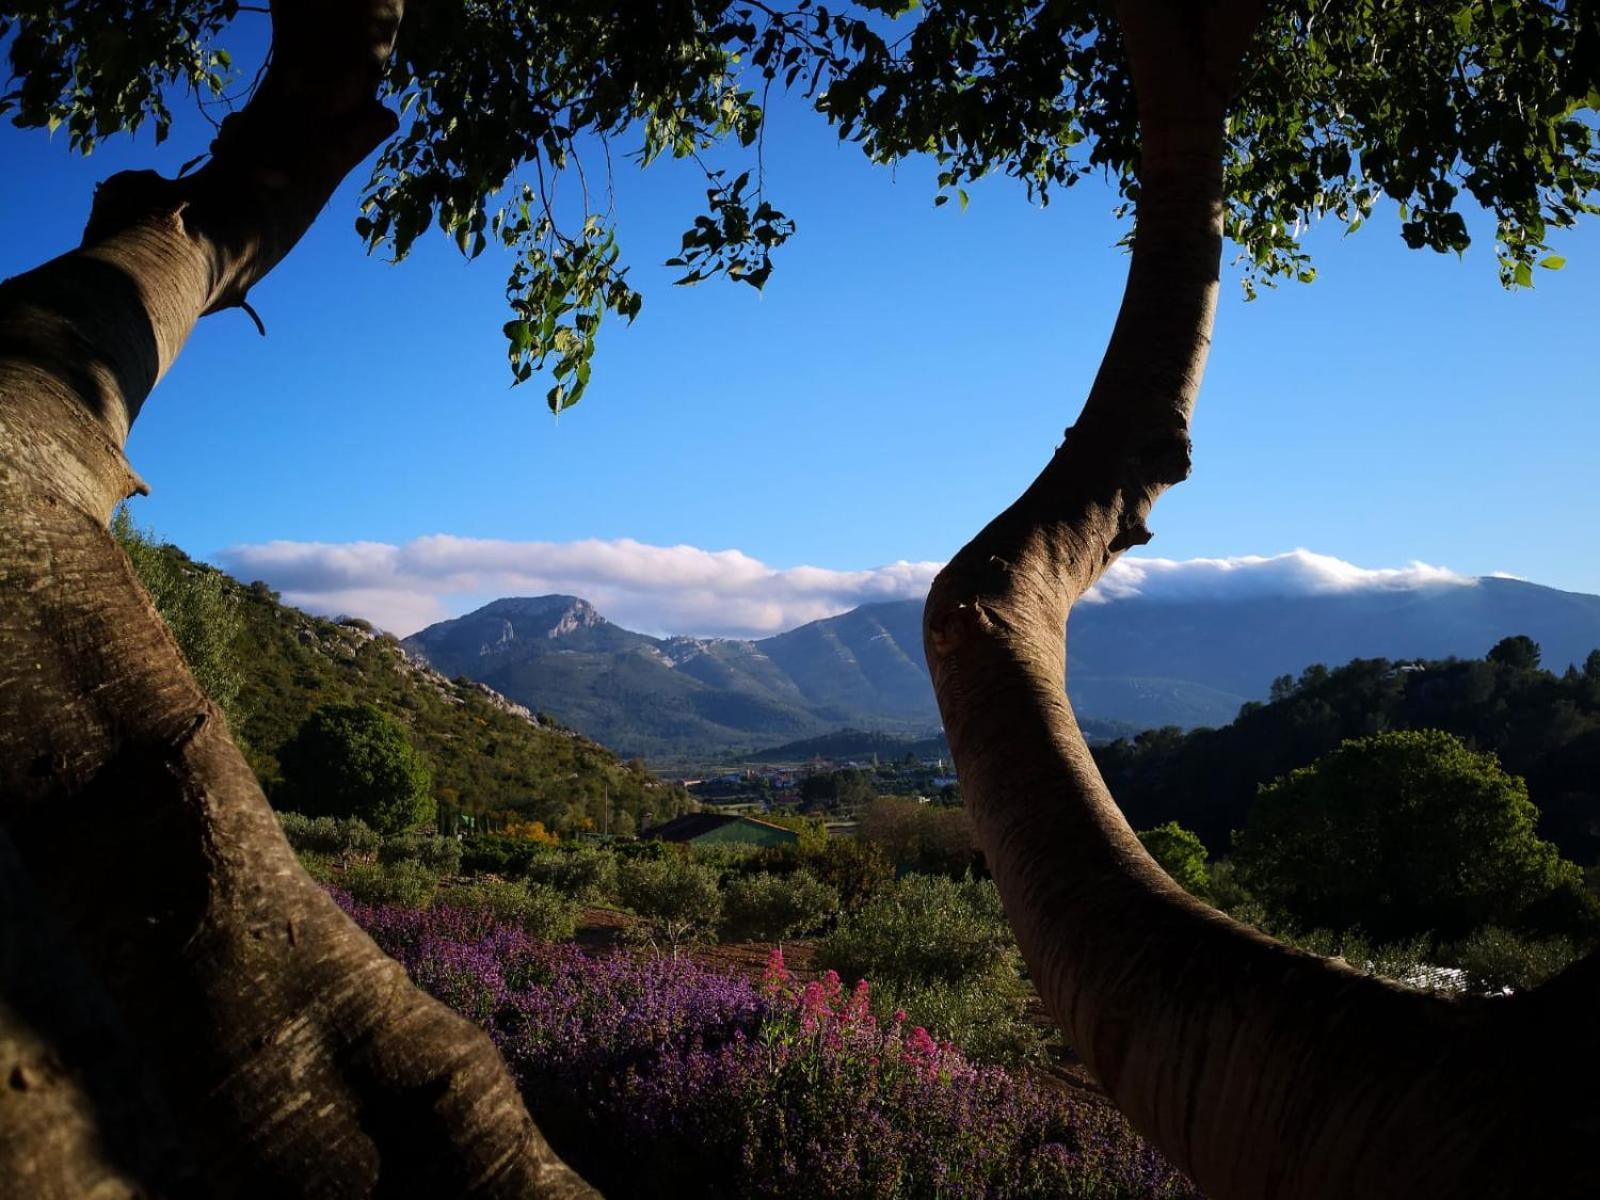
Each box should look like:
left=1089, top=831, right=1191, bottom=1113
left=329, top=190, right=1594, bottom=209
left=337, top=892, right=1202, bottom=1199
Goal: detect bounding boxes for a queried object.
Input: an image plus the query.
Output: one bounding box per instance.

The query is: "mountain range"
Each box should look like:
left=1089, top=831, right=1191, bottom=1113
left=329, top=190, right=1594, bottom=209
left=400, top=578, right=1600, bottom=760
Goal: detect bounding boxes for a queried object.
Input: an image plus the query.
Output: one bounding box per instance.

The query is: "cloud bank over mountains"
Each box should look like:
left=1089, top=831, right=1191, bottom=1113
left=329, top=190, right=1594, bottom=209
left=220, top=535, right=945, bottom=638
left=218, top=537, right=1477, bottom=639
left=1080, top=551, right=1472, bottom=605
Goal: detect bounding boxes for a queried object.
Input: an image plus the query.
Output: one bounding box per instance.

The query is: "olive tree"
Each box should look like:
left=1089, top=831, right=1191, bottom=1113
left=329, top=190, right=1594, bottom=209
left=5, top=1, right=1600, bottom=1198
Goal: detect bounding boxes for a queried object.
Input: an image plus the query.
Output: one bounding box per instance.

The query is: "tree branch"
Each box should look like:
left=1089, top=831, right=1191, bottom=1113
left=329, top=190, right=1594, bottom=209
left=924, top=2, right=1600, bottom=1196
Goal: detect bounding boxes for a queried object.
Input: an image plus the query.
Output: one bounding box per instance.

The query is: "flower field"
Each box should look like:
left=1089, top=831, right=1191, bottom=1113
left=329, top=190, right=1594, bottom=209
left=338, top=893, right=1199, bottom=1199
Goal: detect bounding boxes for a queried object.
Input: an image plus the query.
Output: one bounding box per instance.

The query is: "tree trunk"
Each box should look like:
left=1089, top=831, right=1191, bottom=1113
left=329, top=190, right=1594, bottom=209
left=924, top=3, right=1599, bottom=1197
left=0, top=3, right=595, bottom=1195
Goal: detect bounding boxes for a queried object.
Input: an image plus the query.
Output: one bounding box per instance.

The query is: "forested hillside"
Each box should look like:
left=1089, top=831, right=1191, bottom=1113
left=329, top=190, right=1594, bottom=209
left=1099, top=642, right=1600, bottom=863
left=118, top=519, right=692, bottom=837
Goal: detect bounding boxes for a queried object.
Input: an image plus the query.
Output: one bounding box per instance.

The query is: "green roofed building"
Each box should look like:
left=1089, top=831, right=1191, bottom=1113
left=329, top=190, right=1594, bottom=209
left=643, top=812, right=798, bottom=849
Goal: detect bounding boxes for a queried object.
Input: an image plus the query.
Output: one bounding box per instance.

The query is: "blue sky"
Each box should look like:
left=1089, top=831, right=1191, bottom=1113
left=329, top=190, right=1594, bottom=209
left=5, top=70, right=1597, bottom=636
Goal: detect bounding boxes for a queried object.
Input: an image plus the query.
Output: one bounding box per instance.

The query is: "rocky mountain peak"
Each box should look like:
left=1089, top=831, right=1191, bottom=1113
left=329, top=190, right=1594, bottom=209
left=476, top=595, right=605, bottom=640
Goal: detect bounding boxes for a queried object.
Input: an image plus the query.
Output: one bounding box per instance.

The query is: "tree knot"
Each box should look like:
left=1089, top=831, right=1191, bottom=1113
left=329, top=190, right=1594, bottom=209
left=83, top=170, right=187, bottom=246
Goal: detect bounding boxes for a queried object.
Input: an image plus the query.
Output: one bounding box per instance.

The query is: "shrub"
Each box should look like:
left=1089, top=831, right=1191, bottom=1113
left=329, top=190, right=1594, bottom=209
left=439, top=879, right=578, bottom=942
left=1274, top=928, right=1437, bottom=989
left=277, top=812, right=380, bottom=861
left=341, top=861, right=440, bottom=909
left=525, top=847, right=618, bottom=903
left=616, top=857, right=722, bottom=950
left=685, top=842, right=764, bottom=874
left=380, top=831, right=464, bottom=875
left=1203, top=859, right=1256, bottom=914
left=112, top=506, right=245, bottom=722
left=867, top=974, right=1046, bottom=1066
left=460, top=835, right=549, bottom=877
left=278, top=704, right=435, bottom=835
left=720, top=871, right=840, bottom=942
left=1136, top=821, right=1211, bottom=897
left=817, top=873, right=1049, bottom=1064
left=797, top=837, right=893, bottom=911
left=1449, top=926, right=1581, bottom=992
left=295, top=851, right=337, bottom=885
left=820, top=874, right=1013, bottom=988
left=858, top=796, right=976, bottom=876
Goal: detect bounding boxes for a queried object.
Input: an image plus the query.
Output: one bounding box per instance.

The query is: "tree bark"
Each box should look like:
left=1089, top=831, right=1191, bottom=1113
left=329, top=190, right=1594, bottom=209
left=0, top=2, right=596, bottom=1195
left=924, top=3, right=1599, bottom=1197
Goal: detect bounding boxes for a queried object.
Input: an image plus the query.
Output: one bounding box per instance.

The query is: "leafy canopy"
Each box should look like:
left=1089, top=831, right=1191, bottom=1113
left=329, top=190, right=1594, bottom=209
left=278, top=702, right=436, bottom=835
left=1234, top=729, right=1581, bottom=941
left=7, top=0, right=1599, bottom=399
left=1136, top=820, right=1212, bottom=897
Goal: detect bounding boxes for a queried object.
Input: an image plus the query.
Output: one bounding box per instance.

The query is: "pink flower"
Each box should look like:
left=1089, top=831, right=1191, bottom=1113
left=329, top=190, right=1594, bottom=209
left=843, top=978, right=871, bottom=1025
left=905, top=1025, right=938, bottom=1059
left=760, top=947, right=793, bottom=999
left=820, top=969, right=843, bottom=1006
left=799, top=980, right=827, bottom=1014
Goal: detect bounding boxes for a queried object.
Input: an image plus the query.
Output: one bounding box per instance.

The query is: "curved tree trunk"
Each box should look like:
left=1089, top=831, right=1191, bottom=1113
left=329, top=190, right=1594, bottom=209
left=0, top=2, right=595, bottom=1195
left=925, top=3, right=1599, bottom=1198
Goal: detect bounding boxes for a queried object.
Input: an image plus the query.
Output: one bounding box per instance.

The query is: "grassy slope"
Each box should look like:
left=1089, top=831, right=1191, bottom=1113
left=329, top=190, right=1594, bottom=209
left=217, top=574, right=693, bottom=832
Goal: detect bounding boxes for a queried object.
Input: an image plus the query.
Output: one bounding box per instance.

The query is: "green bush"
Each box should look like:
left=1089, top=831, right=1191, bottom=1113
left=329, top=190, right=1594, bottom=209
left=1449, top=926, right=1581, bottom=992
left=818, top=874, right=1046, bottom=1065
left=819, top=874, right=1013, bottom=987
left=797, top=837, right=893, bottom=911
left=1136, top=821, right=1211, bottom=897
left=1204, top=859, right=1256, bottom=914
left=686, top=842, right=765, bottom=874
left=525, top=847, right=618, bottom=903
left=278, top=704, right=435, bottom=835
left=870, top=975, right=1045, bottom=1066
left=296, top=851, right=337, bottom=885
left=380, top=831, right=464, bottom=875
left=858, top=797, right=975, bottom=876
left=112, top=506, right=245, bottom=722
left=277, top=812, right=380, bottom=860
left=720, top=871, right=840, bottom=942
left=616, top=857, right=722, bottom=950
left=460, top=835, right=550, bottom=877
left=342, top=861, right=440, bottom=909
left=1274, top=927, right=1435, bottom=987
left=1235, top=730, right=1582, bottom=940
left=440, top=879, right=578, bottom=942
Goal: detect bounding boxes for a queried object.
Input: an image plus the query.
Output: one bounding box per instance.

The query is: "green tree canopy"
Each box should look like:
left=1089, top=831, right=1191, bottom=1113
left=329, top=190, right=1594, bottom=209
left=9, top=0, right=1598, bottom=415
left=1136, top=821, right=1211, bottom=898
left=1234, top=729, right=1580, bottom=941
left=278, top=703, right=435, bottom=835
left=1488, top=634, right=1543, bottom=672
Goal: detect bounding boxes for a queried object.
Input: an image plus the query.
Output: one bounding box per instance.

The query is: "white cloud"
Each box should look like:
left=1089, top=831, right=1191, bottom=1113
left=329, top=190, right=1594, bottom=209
left=1080, top=549, right=1473, bottom=604
left=219, top=535, right=943, bottom=638
left=218, top=538, right=1479, bottom=639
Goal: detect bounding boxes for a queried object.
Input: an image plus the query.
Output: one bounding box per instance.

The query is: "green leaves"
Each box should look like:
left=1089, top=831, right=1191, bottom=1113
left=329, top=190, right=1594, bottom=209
left=18, top=0, right=1600, bottom=406
left=2, top=2, right=241, bottom=152
left=351, top=1, right=800, bottom=407
left=492, top=201, right=641, bottom=413
left=664, top=169, right=795, bottom=291
left=1225, top=0, right=1600, bottom=293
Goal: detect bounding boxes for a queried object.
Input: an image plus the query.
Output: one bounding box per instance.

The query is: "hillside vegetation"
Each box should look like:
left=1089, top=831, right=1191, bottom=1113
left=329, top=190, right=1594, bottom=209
left=115, top=514, right=693, bottom=836
left=1099, top=641, right=1600, bottom=864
